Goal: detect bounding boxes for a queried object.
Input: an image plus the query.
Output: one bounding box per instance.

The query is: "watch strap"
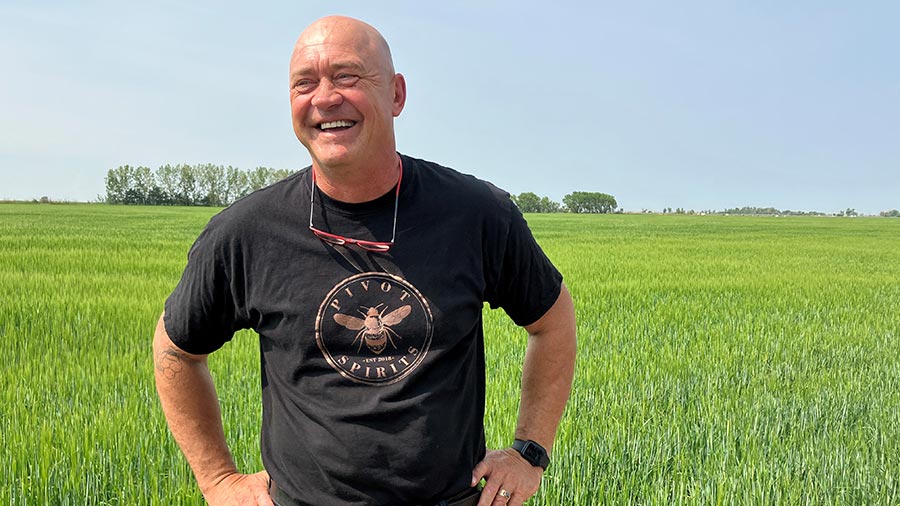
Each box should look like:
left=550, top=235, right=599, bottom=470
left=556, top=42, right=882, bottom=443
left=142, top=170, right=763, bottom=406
left=512, top=439, right=550, bottom=470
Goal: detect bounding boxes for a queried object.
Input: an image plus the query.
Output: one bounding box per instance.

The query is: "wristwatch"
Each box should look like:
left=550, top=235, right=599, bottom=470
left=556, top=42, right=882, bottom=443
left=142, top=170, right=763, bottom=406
left=512, top=439, right=550, bottom=470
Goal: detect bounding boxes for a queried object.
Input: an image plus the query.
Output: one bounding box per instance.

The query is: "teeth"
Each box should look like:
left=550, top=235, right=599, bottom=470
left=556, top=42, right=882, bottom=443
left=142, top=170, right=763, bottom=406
left=320, top=120, right=355, bottom=130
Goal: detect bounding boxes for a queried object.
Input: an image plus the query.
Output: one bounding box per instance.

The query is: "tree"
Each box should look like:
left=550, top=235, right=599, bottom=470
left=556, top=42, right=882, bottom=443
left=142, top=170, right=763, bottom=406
left=197, top=163, right=227, bottom=206
left=247, top=167, right=275, bottom=193
left=132, top=166, right=154, bottom=205
left=515, top=192, right=542, bottom=213
left=105, top=165, right=135, bottom=204
left=562, top=192, right=617, bottom=213
left=539, top=196, right=561, bottom=213
left=153, top=164, right=179, bottom=205
left=224, top=165, right=248, bottom=204
left=175, top=164, right=198, bottom=205
left=512, top=192, right=562, bottom=213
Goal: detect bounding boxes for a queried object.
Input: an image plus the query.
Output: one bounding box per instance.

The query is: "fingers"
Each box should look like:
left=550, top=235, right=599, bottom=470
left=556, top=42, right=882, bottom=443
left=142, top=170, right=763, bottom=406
left=478, top=481, right=509, bottom=506
left=471, top=460, right=489, bottom=487
left=255, top=490, right=276, bottom=506
left=252, top=470, right=274, bottom=506
left=481, top=486, right=521, bottom=506
left=485, top=487, right=527, bottom=506
left=473, top=455, right=499, bottom=506
left=473, top=449, right=542, bottom=506
left=477, top=476, right=509, bottom=506
left=492, top=488, right=512, bottom=506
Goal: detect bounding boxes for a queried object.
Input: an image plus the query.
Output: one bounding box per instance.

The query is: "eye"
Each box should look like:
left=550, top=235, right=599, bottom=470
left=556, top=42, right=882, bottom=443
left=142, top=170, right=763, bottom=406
left=334, top=73, right=360, bottom=87
left=293, top=79, right=317, bottom=94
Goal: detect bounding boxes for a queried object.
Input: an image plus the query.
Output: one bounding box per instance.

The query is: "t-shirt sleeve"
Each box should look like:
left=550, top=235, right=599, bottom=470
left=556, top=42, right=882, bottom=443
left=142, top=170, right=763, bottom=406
left=485, top=199, right=563, bottom=327
left=164, top=219, right=247, bottom=354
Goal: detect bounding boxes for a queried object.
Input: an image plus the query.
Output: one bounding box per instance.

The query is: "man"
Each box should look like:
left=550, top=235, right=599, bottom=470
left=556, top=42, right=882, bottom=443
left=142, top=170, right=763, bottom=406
left=154, top=15, right=576, bottom=506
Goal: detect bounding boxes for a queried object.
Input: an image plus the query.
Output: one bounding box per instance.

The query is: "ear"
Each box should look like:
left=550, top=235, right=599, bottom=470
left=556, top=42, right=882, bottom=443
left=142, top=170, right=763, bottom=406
left=391, top=73, right=407, bottom=117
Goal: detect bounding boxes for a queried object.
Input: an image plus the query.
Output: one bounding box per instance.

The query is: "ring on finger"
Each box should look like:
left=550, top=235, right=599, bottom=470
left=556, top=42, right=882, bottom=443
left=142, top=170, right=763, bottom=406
left=499, top=489, right=511, bottom=499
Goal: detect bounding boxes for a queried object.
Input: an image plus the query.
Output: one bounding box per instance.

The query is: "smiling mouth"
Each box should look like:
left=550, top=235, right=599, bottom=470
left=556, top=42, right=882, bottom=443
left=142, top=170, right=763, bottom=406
left=318, top=120, right=357, bottom=131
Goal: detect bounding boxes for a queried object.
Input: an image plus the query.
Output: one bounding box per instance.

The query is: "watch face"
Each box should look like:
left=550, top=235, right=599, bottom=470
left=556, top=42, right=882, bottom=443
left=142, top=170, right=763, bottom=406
left=515, top=440, right=549, bottom=469
left=523, top=443, right=542, bottom=463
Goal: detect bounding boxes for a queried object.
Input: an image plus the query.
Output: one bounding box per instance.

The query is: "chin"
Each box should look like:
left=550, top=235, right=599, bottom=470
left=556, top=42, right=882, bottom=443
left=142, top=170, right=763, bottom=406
left=311, top=147, right=359, bottom=168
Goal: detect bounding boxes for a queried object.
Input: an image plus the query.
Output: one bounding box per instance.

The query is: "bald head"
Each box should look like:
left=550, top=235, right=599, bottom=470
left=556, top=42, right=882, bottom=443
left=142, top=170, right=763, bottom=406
left=293, top=16, right=395, bottom=75
left=288, top=15, right=407, bottom=183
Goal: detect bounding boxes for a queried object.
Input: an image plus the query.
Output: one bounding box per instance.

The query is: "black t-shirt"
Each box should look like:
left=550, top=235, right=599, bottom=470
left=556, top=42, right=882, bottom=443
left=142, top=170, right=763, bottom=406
left=164, top=154, right=562, bottom=505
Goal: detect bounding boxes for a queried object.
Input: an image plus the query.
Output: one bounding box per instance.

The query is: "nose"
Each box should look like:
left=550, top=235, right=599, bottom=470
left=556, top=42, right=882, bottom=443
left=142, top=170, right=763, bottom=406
left=310, top=79, right=343, bottom=109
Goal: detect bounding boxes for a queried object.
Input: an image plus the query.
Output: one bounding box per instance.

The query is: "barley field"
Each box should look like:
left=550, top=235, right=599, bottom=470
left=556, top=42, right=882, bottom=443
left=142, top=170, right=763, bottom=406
left=1, top=203, right=899, bottom=505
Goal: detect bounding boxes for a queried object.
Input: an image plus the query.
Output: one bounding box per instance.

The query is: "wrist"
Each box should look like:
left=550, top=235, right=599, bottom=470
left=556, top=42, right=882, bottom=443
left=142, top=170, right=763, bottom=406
left=198, top=466, right=241, bottom=494
left=511, top=438, right=551, bottom=470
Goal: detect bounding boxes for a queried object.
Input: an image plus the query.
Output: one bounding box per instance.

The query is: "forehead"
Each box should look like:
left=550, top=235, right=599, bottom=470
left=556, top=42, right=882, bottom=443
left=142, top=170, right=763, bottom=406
left=289, top=41, right=369, bottom=75
left=290, top=18, right=392, bottom=77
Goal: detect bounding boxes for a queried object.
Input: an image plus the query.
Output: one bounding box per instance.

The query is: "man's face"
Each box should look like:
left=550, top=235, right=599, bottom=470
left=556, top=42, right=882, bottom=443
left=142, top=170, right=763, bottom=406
left=289, top=21, right=405, bottom=170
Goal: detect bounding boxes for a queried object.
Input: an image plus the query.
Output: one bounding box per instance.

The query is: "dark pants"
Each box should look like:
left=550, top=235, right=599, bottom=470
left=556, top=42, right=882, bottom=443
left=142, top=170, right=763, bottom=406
left=268, top=479, right=482, bottom=506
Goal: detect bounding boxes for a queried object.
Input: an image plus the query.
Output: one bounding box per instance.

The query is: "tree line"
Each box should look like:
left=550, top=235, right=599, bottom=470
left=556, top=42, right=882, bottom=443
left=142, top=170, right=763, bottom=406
left=102, top=166, right=621, bottom=213
left=719, top=206, right=832, bottom=216
left=99, top=168, right=896, bottom=217
left=511, top=191, right=619, bottom=214
left=102, top=164, right=293, bottom=206
left=655, top=206, right=900, bottom=217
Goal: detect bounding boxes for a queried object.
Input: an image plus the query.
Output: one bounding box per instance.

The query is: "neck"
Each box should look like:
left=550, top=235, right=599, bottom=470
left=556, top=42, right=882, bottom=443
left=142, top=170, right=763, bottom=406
left=312, top=151, right=400, bottom=203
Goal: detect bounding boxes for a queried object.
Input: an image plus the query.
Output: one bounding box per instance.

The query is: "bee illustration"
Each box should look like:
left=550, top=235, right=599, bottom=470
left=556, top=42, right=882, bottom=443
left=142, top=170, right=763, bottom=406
left=333, top=304, right=412, bottom=354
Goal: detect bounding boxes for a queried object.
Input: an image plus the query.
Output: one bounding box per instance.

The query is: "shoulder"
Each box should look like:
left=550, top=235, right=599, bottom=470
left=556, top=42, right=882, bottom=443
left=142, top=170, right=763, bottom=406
left=401, top=154, right=513, bottom=215
left=204, top=169, right=307, bottom=237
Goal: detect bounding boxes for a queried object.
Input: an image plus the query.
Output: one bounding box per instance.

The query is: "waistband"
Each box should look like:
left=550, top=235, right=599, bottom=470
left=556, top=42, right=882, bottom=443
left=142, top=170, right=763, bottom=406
left=268, top=479, right=482, bottom=506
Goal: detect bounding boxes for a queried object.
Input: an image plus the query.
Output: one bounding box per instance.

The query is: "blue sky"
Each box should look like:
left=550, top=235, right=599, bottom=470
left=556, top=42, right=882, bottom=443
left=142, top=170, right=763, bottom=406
left=1, top=1, right=898, bottom=214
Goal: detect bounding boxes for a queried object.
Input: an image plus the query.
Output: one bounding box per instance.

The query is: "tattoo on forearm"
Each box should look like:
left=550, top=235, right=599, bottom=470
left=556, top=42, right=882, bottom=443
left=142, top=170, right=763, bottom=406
left=155, top=349, right=185, bottom=380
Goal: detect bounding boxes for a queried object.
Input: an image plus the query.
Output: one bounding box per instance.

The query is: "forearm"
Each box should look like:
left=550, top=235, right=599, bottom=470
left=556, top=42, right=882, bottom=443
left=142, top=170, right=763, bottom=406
left=514, top=285, right=577, bottom=454
left=153, top=315, right=238, bottom=493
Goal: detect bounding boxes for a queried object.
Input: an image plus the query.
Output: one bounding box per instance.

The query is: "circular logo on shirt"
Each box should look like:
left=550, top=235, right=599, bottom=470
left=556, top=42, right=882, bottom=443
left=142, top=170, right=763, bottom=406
left=316, top=272, right=433, bottom=385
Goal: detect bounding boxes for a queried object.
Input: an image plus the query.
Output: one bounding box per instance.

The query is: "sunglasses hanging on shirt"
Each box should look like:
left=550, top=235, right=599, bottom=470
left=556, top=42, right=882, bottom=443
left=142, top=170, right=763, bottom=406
left=308, top=159, right=401, bottom=253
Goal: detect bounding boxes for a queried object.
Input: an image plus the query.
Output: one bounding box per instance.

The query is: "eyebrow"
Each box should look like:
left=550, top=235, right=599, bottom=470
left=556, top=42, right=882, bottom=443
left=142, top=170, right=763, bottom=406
left=290, top=61, right=367, bottom=80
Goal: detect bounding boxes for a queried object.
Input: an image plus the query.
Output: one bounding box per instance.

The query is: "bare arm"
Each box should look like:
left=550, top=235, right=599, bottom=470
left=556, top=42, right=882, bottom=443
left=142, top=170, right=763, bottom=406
left=153, top=314, right=272, bottom=505
left=473, top=283, right=577, bottom=506
left=515, top=281, right=577, bottom=452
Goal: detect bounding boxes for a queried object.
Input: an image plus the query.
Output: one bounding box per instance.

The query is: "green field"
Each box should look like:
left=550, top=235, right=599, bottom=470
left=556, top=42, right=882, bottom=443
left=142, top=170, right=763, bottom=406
left=2, top=203, right=899, bottom=505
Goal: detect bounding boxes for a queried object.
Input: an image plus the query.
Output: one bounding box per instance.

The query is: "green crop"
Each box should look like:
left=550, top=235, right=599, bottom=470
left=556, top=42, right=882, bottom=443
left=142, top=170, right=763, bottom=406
left=2, top=204, right=899, bottom=504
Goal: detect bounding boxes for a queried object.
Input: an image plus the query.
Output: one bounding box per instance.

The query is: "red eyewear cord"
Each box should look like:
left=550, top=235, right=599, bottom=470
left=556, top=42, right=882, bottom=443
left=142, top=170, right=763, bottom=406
left=308, top=158, right=402, bottom=252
